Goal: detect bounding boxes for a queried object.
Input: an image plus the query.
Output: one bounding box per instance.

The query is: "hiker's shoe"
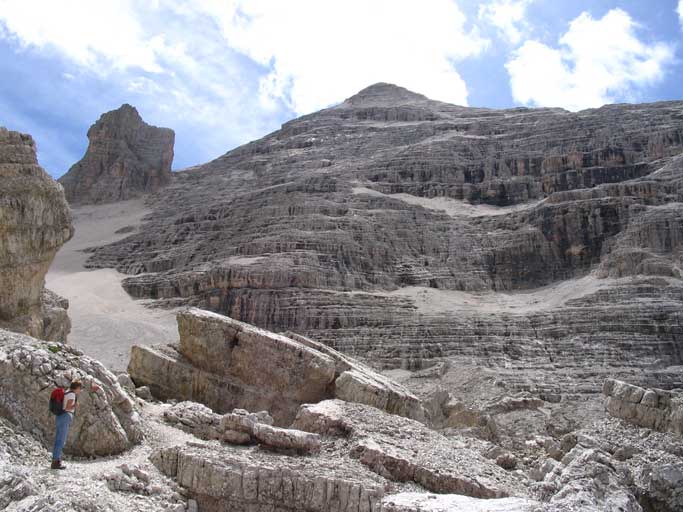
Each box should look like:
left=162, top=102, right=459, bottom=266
left=51, top=459, right=66, bottom=470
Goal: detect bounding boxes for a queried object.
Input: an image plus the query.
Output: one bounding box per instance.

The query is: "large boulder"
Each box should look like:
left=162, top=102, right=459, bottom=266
left=0, top=328, right=143, bottom=456
left=0, top=127, right=73, bottom=341
left=129, top=308, right=336, bottom=424
left=129, top=308, right=427, bottom=425
left=59, top=104, right=174, bottom=204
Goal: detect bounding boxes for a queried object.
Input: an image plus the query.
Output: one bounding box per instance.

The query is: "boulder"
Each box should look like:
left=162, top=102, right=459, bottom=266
left=0, top=127, right=73, bottom=341
left=603, top=379, right=683, bottom=435
left=59, top=104, right=174, bottom=204
left=129, top=308, right=426, bottom=425
left=163, top=401, right=318, bottom=454
left=0, top=328, right=143, bottom=456
left=251, top=423, right=321, bottom=455
left=129, top=308, right=336, bottom=424
left=292, top=401, right=353, bottom=437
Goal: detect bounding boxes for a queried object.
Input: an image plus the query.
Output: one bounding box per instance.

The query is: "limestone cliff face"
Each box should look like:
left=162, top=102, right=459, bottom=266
left=87, top=84, right=683, bottom=392
left=59, top=104, right=174, bottom=204
left=0, top=127, right=73, bottom=341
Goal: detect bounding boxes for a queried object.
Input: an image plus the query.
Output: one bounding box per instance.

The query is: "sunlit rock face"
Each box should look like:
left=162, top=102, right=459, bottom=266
left=0, top=127, right=73, bottom=341
left=87, top=83, right=683, bottom=392
left=59, top=104, right=174, bottom=205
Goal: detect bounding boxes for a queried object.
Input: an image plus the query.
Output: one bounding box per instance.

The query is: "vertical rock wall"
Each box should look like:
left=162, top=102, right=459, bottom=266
left=0, top=127, right=73, bottom=341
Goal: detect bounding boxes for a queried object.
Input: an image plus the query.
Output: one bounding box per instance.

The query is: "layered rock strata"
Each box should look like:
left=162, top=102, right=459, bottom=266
left=129, top=308, right=425, bottom=424
left=0, top=127, right=73, bottom=341
left=0, top=328, right=143, bottom=456
left=84, top=84, right=683, bottom=398
left=603, top=378, right=683, bottom=435
left=59, top=104, right=174, bottom=204
left=151, top=444, right=387, bottom=512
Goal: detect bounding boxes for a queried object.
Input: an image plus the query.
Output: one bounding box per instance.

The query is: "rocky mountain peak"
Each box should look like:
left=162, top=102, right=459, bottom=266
left=59, top=104, right=174, bottom=205
left=342, top=82, right=429, bottom=107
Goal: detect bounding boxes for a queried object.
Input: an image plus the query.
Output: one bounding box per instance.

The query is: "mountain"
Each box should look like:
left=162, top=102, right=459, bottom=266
left=59, top=104, right=174, bottom=204
left=87, top=83, right=683, bottom=395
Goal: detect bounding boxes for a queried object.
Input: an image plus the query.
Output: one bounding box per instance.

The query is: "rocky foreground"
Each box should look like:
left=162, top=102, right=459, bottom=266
left=1, top=307, right=682, bottom=511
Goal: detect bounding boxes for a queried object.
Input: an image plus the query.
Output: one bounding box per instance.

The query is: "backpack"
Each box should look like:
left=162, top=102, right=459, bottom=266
left=49, top=388, right=65, bottom=416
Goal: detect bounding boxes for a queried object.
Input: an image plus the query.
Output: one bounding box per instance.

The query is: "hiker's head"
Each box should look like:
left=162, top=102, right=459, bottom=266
left=69, top=380, right=83, bottom=394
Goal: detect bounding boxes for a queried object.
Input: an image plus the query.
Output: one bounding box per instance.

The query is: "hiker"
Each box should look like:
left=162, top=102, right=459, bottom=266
left=49, top=380, right=99, bottom=469
left=50, top=380, right=81, bottom=469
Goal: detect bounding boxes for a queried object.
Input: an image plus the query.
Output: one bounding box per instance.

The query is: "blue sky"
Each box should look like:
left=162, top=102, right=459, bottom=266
left=0, top=0, right=682, bottom=178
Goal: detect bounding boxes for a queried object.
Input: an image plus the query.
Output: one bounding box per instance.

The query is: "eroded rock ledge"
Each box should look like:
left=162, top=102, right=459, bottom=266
left=603, top=378, right=683, bottom=435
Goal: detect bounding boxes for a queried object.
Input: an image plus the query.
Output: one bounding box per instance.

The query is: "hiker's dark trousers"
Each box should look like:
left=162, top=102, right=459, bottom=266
left=52, top=413, right=72, bottom=460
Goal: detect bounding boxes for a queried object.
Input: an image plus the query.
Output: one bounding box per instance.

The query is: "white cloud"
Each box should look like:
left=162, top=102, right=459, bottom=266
left=0, top=0, right=164, bottom=73
left=678, top=0, right=683, bottom=25
left=0, top=0, right=492, bottom=158
left=506, top=8, right=674, bottom=111
left=478, top=0, right=532, bottom=45
left=192, top=0, right=489, bottom=113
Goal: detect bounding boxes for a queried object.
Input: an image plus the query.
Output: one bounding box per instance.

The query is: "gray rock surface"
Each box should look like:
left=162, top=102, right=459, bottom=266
left=163, top=402, right=319, bottom=454
left=59, top=104, right=174, bottom=204
left=603, top=378, right=683, bottom=435
left=84, top=84, right=683, bottom=402
left=287, top=331, right=426, bottom=421
left=129, top=308, right=336, bottom=424
left=129, top=307, right=426, bottom=425
left=0, top=127, right=73, bottom=341
left=0, top=328, right=143, bottom=456
left=294, top=399, right=526, bottom=499
left=151, top=443, right=387, bottom=512
left=153, top=398, right=529, bottom=512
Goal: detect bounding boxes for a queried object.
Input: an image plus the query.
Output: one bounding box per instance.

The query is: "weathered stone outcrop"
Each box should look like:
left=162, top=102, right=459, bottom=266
left=293, top=399, right=525, bottom=499
left=0, top=328, right=143, bottom=456
left=153, top=398, right=527, bottom=512
left=163, top=402, right=320, bottom=454
left=151, top=444, right=387, bottom=512
left=59, top=104, right=174, bottom=204
left=0, top=127, right=73, bottom=342
left=603, top=378, right=683, bottom=435
left=540, top=446, right=642, bottom=511
left=129, top=308, right=426, bottom=425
